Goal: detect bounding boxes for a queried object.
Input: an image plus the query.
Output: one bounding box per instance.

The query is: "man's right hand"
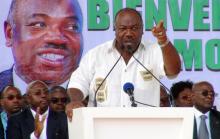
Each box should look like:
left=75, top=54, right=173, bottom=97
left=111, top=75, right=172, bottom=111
left=34, top=107, right=47, bottom=138
left=65, top=101, right=84, bottom=122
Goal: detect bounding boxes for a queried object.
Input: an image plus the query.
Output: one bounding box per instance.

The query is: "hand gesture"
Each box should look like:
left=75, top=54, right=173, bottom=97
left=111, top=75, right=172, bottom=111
left=151, top=20, right=167, bottom=44
left=34, top=107, right=47, bottom=138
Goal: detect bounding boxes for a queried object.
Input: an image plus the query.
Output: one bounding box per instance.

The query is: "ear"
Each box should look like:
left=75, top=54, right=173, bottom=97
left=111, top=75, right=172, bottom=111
left=4, top=21, right=13, bottom=47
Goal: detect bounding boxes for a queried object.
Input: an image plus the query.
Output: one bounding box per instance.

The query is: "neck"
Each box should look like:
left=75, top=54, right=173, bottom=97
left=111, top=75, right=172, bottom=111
left=115, top=45, right=133, bottom=65
left=196, top=106, right=209, bottom=114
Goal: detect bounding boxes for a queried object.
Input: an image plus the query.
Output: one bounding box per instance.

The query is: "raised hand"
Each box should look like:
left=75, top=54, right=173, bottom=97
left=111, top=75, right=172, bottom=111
left=151, top=20, right=167, bottom=44
left=34, top=107, right=47, bottom=138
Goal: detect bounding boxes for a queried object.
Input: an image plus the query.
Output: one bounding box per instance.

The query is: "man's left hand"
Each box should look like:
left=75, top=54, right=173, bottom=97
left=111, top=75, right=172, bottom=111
left=151, top=20, right=167, bottom=44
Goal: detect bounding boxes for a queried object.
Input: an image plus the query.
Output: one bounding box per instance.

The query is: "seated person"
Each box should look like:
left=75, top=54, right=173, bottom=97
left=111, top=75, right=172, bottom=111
left=160, top=86, right=171, bottom=107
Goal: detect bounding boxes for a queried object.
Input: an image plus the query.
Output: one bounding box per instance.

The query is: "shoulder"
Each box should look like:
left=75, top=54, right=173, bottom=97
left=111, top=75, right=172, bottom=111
left=210, top=109, right=220, bottom=117
left=0, top=68, right=13, bottom=92
left=86, top=40, right=114, bottom=55
left=8, top=109, right=31, bottom=122
left=49, top=110, right=67, bottom=120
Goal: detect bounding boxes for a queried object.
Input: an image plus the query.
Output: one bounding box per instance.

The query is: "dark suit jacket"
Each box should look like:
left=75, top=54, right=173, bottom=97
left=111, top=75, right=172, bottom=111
left=0, top=68, right=13, bottom=93
left=193, top=109, right=220, bottom=139
left=0, top=120, right=4, bottom=139
left=6, top=108, right=68, bottom=139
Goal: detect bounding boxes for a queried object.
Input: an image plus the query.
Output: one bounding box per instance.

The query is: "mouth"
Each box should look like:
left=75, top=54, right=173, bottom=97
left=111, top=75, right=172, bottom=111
left=37, top=48, right=69, bottom=67
left=40, top=53, right=65, bottom=61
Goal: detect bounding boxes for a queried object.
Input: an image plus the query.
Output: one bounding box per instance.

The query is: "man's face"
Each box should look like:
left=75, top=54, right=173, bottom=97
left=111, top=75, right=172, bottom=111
left=193, top=83, right=215, bottom=113
left=27, top=82, right=49, bottom=112
left=115, top=10, right=143, bottom=53
left=1, top=87, right=22, bottom=115
left=5, top=0, right=83, bottom=85
left=175, top=88, right=193, bottom=107
left=49, top=89, right=68, bottom=112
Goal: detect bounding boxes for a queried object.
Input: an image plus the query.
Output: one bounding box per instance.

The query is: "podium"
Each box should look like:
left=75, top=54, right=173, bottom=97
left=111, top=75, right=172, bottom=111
left=68, top=107, right=194, bottom=139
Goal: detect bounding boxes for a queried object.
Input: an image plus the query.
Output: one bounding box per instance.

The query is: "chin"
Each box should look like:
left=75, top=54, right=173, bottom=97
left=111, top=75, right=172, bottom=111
left=36, top=71, right=67, bottom=81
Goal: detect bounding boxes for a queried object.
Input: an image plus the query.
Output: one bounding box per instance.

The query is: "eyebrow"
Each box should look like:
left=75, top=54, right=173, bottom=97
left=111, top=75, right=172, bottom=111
left=29, top=13, right=80, bottom=21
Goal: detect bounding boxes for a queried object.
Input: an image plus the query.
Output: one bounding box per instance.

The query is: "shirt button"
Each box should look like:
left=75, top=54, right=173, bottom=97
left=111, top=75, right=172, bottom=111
left=124, top=69, right=127, bottom=72
left=123, top=105, right=126, bottom=107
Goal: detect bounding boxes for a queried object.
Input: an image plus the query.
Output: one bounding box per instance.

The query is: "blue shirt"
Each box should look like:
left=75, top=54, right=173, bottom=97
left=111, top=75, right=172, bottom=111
left=0, top=111, right=7, bottom=139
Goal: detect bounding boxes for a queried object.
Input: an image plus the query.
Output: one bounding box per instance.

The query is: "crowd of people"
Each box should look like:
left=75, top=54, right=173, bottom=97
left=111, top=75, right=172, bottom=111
left=0, top=0, right=219, bottom=139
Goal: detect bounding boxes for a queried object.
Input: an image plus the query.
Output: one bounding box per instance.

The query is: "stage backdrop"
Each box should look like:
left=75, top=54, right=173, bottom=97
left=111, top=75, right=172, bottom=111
left=1, top=0, right=220, bottom=108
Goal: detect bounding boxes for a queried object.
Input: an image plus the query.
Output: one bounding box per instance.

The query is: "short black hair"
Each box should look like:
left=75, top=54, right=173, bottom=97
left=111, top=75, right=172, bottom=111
left=114, top=8, right=143, bottom=27
left=170, top=80, right=193, bottom=99
left=49, top=86, right=66, bottom=94
left=0, top=85, right=20, bottom=99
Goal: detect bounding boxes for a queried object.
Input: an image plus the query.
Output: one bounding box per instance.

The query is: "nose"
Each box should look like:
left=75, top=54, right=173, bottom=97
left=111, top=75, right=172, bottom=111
left=124, top=29, right=133, bottom=37
left=44, top=26, right=68, bottom=44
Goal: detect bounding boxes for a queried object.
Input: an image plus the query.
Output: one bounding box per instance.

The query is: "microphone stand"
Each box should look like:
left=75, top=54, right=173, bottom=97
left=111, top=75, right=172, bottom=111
left=130, top=96, right=137, bottom=107
left=94, top=55, right=122, bottom=107
left=132, top=55, right=175, bottom=107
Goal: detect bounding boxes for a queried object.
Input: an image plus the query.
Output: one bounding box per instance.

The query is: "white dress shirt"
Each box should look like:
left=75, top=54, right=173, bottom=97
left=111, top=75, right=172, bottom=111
left=30, top=109, right=49, bottom=139
left=194, top=107, right=212, bottom=139
left=68, top=39, right=165, bottom=107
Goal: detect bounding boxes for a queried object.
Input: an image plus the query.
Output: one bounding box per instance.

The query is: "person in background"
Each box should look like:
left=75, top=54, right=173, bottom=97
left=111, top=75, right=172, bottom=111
left=0, top=85, right=23, bottom=139
left=6, top=80, right=68, bottom=139
left=0, top=0, right=83, bottom=95
left=160, top=86, right=171, bottom=107
left=66, top=8, right=181, bottom=120
left=192, top=81, right=220, bottom=139
left=49, top=86, right=69, bottom=112
left=170, top=80, right=193, bottom=107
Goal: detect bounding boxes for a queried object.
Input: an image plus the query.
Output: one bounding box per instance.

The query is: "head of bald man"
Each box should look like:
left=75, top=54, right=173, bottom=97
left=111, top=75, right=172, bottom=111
left=192, top=81, right=216, bottom=113
left=26, top=80, right=49, bottom=114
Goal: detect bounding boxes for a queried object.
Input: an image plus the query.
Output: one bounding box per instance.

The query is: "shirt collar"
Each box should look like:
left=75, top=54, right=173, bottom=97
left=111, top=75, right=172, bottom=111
left=13, top=67, right=27, bottom=95
left=193, top=107, right=210, bottom=119
left=30, top=108, right=49, bottom=118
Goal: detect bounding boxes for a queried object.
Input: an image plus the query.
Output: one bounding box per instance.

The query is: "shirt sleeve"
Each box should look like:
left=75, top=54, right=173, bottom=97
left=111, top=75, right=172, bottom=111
left=151, top=43, right=166, bottom=78
left=68, top=51, right=94, bottom=98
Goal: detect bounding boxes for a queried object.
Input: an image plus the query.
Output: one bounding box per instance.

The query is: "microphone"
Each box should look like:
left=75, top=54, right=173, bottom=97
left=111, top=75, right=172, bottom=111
left=94, top=55, right=122, bottom=107
left=123, top=82, right=156, bottom=107
left=130, top=50, right=175, bottom=107
left=123, top=82, right=137, bottom=107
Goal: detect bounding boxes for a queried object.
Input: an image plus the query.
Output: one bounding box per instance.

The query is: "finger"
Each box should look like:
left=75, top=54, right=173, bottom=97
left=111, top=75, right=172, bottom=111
left=41, top=115, right=47, bottom=123
left=156, top=20, right=164, bottom=29
left=35, top=107, right=40, bottom=122
left=67, top=109, right=73, bottom=122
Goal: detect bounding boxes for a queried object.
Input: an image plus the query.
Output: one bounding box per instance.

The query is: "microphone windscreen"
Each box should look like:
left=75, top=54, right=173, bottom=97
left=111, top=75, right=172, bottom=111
left=123, top=82, right=134, bottom=93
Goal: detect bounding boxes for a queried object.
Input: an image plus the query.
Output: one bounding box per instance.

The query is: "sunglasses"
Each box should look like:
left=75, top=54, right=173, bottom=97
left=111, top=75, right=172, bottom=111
left=3, top=95, right=22, bottom=101
left=50, top=98, right=68, bottom=104
left=195, top=90, right=218, bottom=97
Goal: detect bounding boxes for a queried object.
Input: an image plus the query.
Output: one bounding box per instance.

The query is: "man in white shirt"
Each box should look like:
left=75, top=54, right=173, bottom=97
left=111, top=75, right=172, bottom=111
left=66, top=8, right=181, bottom=119
left=192, top=81, right=220, bottom=139
left=6, top=80, right=68, bottom=139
